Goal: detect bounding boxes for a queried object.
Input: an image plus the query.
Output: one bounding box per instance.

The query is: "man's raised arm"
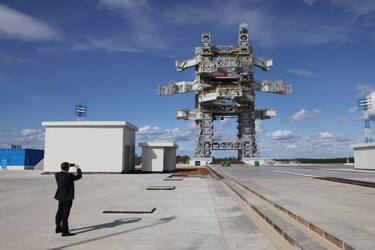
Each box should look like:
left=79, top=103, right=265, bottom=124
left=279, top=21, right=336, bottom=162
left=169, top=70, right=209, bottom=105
left=71, top=165, right=82, bottom=181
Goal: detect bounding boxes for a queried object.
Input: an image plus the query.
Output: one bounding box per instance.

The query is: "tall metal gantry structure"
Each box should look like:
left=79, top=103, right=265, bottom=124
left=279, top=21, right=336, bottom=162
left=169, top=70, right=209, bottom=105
left=158, top=23, right=292, bottom=164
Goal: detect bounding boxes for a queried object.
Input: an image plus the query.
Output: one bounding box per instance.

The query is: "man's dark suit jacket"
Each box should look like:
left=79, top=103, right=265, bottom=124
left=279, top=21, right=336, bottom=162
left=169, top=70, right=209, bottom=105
left=54, top=169, right=82, bottom=201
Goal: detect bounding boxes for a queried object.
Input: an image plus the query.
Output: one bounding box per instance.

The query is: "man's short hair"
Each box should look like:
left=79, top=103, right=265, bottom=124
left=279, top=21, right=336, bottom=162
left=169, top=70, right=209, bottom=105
left=61, top=162, right=70, bottom=171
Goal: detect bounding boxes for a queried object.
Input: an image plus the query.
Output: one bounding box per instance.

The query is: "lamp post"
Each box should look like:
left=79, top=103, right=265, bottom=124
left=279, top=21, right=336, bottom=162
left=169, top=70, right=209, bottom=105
left=75, top=104, right=87, bottom=121
left=358, top=93, right=374, bottom=143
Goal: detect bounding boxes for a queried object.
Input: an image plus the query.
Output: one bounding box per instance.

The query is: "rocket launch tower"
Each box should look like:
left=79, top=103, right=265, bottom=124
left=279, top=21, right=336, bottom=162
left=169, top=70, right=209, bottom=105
left=158, top=23, right=291, bottom=165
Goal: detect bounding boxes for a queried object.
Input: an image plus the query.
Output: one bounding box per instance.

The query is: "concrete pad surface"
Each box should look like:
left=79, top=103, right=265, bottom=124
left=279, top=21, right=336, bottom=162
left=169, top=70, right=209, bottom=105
left=215, top=166, right=375, bottom=250
left=269, top=165, right=375, bottom=182
left=0, top=171, right=275, bottom=250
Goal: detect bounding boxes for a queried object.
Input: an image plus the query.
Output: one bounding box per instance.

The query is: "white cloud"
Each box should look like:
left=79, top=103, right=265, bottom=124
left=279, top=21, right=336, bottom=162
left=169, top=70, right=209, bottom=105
left=327, top=0, right=375, bottom=17
left=164, top=127, right=195, bottom=141
left=255, top=121, right=263, bottom=133
left=72, top=35, right=167, bottom=53
left=337, top=116, right=348, bottom=122
left=0, top=128, right=44, bottom=149
left=352, top=115, right=364, bottom=121
left=70, top=37, right=140, bottom=53
left=304, top=1, right=375, bottom=43
left=135, top=123, right=358, bottom=158
left=136, top=123, right=196, bottom=155
left=138, top=125, right=163, bottom=135
left=20, top=129, right=44, bottom=141
left=357, top=84, right=375, bottom=97
left=318, top=131, right=334, bottom=139
left=333, top=135, right=352, bottom=142
left=187, top=122, right=195, bottom=129
left=94, top=0, right=167, bottom=52
left=268, top=130, right=296, bottom=141
left=218, top=118, right=230, bottom=128
left=211, top=118, right=232, bottom=140
left=0, top=4, right=60, bottom=41
left=287, top=109, right=320, bottom=121
left=98, top=0, right=149, bottom=12
left=85, top=0, right=358, bottom=54
left=260, top=129, right=358, bottom=158
left=287, top=144, right=298, bottom=150
left=304, top=0, right=316, bottom=5
left=304, top=0, right=375, bottom=17
left=165, top=1, right=353, bottom=47
left=314, top=131, right=353, bottom=143
left=21, top=129, right=44, bottom=148
left=137, top=124, right=194, bottom=142
left=347, top=106, right=358, bottom=112
left=288, top=69, right=316, bottom=77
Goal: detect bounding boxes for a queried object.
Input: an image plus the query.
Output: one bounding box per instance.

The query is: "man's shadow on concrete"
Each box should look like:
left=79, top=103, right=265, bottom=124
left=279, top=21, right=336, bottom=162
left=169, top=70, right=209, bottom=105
left=71, top=218, right=142, bottom=234
left=49, top=216, right=176, bottom=250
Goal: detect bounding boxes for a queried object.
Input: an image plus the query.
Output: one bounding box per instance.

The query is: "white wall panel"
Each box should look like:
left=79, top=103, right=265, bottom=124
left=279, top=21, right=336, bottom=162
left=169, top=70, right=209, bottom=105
left=43, top=121, right=137, bottom=173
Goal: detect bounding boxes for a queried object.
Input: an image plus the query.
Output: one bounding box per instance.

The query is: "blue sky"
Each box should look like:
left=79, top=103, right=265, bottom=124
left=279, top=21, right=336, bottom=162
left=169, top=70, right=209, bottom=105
left=0, top=0, right=375, bottom=158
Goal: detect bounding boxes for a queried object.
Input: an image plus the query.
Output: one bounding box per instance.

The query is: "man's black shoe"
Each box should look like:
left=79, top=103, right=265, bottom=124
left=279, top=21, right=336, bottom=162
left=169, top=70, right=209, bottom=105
left=55, top=228, right=62, bottom=233
left=61, top=232, right=76, bottom=237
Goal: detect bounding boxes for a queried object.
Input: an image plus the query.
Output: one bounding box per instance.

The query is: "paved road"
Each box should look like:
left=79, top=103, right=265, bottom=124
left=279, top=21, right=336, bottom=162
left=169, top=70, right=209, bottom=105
left=214, top=166, right=375, bottom=250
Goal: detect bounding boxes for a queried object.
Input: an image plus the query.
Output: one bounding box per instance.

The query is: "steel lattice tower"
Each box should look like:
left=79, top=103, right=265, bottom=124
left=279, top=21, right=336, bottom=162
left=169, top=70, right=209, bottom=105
left=158, top=23, right=292, bottom=165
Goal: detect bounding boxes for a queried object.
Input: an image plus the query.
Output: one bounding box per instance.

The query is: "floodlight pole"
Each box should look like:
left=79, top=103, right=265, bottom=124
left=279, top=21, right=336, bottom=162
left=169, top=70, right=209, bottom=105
left=75, top=104, right=87, bottom=121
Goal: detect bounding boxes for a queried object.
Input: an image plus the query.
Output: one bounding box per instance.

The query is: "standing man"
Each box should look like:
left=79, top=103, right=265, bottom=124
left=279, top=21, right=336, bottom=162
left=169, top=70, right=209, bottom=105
left=54, top=162, right=82, bottom=236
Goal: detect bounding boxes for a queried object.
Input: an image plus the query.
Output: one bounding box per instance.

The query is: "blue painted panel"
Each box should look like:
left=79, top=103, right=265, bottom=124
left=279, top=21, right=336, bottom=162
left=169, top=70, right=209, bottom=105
left=1, top=159, right=7, bottom=170
left=0, top=149, right=25, bottom=166
left=24, top=149, right=44, bottom=166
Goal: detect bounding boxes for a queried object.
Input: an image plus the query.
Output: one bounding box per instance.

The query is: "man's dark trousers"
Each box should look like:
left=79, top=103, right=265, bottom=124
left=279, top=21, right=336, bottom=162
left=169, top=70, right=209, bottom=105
left=55, top=200, right=73, bottom=233
left=54, top=168, right=82, bottom=233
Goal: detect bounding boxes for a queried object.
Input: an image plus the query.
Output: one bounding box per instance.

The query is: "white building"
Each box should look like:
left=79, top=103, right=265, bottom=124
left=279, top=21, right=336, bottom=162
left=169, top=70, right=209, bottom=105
left=42, top=121, right=138, bottom=173
left=139, top=142, right=178, bottom=172
left=352, top=143, right=375, bottom=170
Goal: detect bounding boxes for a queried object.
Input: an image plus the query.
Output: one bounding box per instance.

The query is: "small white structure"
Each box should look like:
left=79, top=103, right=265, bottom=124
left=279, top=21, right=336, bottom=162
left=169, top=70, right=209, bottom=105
left=190, top=158, right=212, bottom=166
left=42, top=121, right=138, bottom=173
left=244, top=158, right=272, bottom=166
left=139, top=142, right=178, bottom=172
left=352, top=143, right=375, bottom=170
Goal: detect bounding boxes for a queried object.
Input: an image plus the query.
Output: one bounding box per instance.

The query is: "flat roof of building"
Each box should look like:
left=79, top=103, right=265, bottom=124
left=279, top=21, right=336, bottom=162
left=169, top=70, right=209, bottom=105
left=42, top=121, right=138, bottom=131
left=352, top=143, right=375, bottom=149
left=0, top=148, right=43, bottom=151
left=139, top=142, right=178, bottom=148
